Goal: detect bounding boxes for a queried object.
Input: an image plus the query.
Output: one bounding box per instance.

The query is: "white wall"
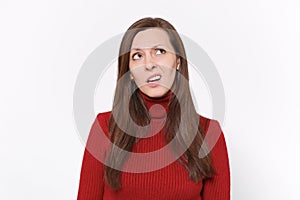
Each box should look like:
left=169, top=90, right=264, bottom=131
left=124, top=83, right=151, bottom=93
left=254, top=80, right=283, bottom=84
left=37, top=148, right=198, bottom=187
left=1, top=0, right=299, bottom=199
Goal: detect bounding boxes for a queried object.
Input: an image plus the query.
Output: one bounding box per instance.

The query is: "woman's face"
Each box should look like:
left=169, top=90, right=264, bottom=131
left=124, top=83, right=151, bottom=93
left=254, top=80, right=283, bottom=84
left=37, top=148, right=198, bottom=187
left=129, top=28, right=179, bottom=98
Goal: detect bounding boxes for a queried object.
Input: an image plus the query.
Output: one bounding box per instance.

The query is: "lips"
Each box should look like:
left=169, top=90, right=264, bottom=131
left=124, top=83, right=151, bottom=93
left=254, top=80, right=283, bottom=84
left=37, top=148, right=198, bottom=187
left=146, top=74, right=161, bottom=83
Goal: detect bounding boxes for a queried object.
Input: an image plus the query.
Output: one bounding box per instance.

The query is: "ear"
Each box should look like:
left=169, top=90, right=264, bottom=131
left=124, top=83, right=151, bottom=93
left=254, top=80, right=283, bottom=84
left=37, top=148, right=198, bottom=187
left=176, top=58, right=181, bottom=70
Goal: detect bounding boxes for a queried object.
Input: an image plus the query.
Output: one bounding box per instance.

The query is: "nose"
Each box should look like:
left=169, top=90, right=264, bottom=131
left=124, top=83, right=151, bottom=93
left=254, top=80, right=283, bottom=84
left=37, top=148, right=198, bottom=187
left=145, top=63, right=156, bottom=70
left=144, top=51, right=156, bottom=70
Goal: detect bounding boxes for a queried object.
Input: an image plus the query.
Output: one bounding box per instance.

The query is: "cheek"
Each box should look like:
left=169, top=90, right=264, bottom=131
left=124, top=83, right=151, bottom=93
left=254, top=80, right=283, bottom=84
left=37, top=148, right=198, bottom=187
left=130, top=66, right=142, bottom=78
left=160, top=67, right=176, bottom=88
left=129, top=67, right=147, bottom=87
left=158, top=55, right=177, bottom=71
left=163, top=58, right=177, bottom=75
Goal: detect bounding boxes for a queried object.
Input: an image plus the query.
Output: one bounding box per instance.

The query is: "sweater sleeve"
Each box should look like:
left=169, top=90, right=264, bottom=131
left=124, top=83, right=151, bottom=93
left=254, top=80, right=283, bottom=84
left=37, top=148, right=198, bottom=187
left=201, top=119, right=230, bottom=200
left=77, top=113, right=110, bottom=200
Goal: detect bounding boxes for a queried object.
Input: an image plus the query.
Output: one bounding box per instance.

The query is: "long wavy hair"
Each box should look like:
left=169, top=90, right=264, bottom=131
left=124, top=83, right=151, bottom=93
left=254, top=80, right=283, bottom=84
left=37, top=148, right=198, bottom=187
left=104, top=17, right=215, bottom=190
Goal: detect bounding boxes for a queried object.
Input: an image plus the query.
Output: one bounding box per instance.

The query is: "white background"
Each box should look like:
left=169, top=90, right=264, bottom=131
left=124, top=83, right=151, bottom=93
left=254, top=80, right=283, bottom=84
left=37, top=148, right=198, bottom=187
left=1, top=0, right=300, bottom=199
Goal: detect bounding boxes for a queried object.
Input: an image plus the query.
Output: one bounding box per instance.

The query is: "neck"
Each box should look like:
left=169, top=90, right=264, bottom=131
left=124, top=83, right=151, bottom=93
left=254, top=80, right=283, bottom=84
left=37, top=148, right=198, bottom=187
left=138, top=90, right=172, bottom=119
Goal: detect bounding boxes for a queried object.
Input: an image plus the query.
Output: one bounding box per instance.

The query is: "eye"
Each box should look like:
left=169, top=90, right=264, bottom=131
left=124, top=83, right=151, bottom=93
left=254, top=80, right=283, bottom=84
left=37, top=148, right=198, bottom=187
left=155, top=48, right=166, bottom=55
left=132, top=53, right=142, bottom=60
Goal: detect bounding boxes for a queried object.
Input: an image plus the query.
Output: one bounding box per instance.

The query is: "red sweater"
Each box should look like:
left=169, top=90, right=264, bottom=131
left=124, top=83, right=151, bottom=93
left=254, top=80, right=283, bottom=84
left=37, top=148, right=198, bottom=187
left=77, top=92, right=230, bottom=200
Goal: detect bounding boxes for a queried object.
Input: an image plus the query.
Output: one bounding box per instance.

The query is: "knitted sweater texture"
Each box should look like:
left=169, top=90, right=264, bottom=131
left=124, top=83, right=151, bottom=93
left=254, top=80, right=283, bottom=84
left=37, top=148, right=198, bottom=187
left=77, top=92, right=230, bottom=199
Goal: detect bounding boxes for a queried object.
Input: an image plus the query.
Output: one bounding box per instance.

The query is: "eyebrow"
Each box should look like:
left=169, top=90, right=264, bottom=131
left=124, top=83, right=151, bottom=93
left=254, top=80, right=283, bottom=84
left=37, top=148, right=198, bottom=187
left=130, top=44, right=165, bottom=51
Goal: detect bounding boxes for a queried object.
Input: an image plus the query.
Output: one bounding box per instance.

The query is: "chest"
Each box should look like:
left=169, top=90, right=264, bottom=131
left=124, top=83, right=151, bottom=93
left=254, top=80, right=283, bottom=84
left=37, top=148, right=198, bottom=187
left=103, top=158, right=203, bottom=200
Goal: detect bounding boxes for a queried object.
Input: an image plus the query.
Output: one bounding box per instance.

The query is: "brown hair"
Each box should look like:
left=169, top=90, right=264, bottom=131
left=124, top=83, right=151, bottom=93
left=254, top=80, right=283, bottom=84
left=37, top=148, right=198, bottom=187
left=105, top=17, right=214, bottom=189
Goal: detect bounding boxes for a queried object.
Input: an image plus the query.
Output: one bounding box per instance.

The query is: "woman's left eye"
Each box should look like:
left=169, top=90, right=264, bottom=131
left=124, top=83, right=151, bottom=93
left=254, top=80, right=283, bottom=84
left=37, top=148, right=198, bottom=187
left=155, top=48, right=166, bottom=55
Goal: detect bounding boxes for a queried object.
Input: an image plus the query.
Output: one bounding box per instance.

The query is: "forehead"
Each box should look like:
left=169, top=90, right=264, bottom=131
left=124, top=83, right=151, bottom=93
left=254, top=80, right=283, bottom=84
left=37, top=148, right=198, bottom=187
left=131, top=28, right=174, bottom=51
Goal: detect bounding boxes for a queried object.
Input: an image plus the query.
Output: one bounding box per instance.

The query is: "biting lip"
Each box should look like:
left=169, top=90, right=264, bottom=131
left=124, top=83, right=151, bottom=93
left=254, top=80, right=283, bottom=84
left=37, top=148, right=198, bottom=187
left=146, top=74, right=162, bottom=83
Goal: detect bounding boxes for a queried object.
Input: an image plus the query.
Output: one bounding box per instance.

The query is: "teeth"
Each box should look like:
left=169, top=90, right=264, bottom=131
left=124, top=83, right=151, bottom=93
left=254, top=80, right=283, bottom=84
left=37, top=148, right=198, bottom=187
left=148, top=75, right=161, bottom=82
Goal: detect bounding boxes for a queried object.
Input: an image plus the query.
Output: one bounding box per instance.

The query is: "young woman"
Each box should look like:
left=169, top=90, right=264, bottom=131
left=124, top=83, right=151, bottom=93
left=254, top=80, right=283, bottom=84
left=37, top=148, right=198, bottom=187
left=77, top=17, right=230, bottom=200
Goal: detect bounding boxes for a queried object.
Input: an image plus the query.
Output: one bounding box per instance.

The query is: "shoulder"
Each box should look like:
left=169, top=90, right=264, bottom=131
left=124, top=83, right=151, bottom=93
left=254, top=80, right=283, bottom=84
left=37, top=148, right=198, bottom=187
left=89, top=111, right=112, bottom=138
left=85, top=111, right=112, bottom=161
left=95, top=111, right=112, bottom=123
left=198, top=114, right=222, bottom=135
left=198, top=114, right=226, bottom=153
left=94, top=111, right=112, bottom=128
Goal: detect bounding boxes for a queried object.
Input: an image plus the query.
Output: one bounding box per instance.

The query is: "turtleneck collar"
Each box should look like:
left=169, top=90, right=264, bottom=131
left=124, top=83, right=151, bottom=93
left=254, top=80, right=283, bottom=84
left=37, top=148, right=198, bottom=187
left=138, top=90, right=172, bottom=119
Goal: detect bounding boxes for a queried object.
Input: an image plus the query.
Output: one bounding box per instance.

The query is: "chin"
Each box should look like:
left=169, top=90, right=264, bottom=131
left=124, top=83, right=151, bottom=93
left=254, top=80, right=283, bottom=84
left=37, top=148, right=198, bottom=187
left=142, top=89, right=169, bottom=98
